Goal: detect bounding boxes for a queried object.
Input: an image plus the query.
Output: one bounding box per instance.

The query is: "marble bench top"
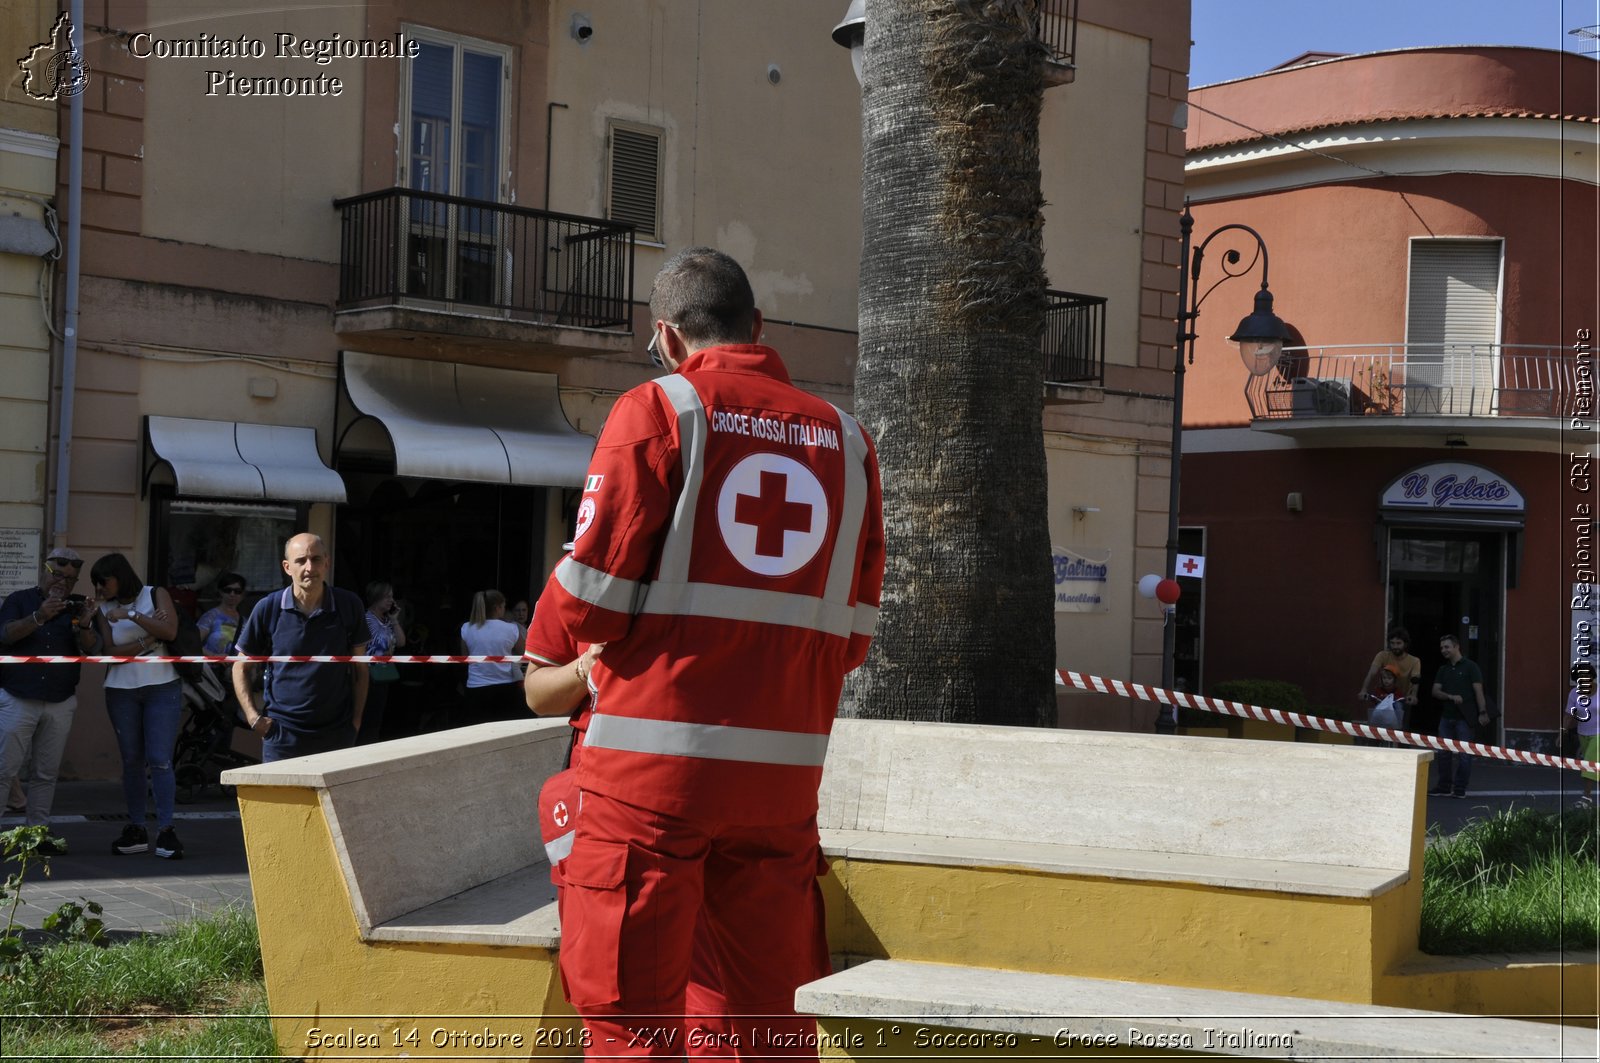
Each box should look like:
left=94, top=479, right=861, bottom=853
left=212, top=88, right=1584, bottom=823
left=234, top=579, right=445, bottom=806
left=795, top=960, right=1584, bottom=1062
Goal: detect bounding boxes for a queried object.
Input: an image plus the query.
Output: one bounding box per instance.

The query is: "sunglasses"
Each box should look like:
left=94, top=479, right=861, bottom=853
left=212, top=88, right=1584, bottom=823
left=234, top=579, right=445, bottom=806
left=47, top=558, right=81, bottom=570
left=220, top=586, right=245, bottom=594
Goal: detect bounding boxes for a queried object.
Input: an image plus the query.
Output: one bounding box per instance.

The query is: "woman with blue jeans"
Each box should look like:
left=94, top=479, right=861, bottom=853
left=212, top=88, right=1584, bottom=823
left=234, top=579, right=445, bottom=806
left=90, top=553, right=184, bottom=859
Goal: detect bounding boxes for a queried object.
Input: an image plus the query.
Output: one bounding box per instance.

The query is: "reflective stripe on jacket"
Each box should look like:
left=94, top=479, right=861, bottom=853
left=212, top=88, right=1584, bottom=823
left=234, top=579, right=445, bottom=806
left=551, top=344, right=885, bottom=823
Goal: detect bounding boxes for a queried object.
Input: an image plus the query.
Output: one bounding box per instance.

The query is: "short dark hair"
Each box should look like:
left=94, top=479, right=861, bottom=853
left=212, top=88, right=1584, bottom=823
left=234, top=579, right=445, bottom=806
left=364, top=581, right=394, bottom=608
left=1386, top=626, right=1410, bottom=647
left=1440, top=633, right=1460, bottom=649
left=90, top=552, right=144, bottom=602
left=649, top=247, right=756, bottom=348
left=216, top=572, right=245, bottom=592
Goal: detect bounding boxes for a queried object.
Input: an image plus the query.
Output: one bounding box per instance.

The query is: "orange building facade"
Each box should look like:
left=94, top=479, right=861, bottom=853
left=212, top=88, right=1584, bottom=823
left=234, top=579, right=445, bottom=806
left=1180, top=47, right=1598, bottom=749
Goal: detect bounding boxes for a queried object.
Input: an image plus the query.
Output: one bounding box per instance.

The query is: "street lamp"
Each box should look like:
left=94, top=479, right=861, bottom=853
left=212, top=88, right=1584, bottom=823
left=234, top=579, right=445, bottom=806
left=1157, top=205, right=1287, bottom=733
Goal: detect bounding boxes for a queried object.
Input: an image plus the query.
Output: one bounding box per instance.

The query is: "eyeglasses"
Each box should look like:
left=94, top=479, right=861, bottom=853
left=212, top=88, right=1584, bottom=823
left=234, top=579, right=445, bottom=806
left=220, top=586, right=245, bottom=595
left=647, top=322, right=681, bottom=369
left=47, top=558, right=81, bottom=570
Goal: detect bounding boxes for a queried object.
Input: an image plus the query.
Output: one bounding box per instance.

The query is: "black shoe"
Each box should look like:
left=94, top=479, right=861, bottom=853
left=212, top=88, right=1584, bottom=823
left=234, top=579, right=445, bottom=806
left=155, top=827, right=183, bottom=861
left=1452, top=789, right=1468, bottom=799
left=112, top=824, right=148, bottom=855
left=35, top=835, right=67, bottom=857
left=1427, top=785, right=1451, bottom=796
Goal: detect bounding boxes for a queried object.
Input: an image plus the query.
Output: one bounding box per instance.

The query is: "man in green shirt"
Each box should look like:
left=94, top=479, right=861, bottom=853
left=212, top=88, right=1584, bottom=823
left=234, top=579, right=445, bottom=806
left=1429, top=634, right=1487, bottom=798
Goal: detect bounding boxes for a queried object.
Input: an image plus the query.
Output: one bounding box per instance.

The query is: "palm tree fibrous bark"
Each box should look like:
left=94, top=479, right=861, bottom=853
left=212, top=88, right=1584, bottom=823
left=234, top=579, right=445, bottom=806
left=848, top=0, right=1055, bottom=726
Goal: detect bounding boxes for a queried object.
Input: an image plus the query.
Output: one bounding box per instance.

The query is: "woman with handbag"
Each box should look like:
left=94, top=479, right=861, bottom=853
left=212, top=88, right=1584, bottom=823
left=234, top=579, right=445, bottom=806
left=359, top=581, right=406, bottom=744
left=90, top=553, right=183, bottom=859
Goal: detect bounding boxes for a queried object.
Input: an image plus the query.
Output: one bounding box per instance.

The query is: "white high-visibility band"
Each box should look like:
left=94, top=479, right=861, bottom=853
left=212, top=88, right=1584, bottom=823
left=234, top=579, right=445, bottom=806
left=852, top=603, right=879, bottom=637
left=544, top=830, right=575, bottom=865
left=652, top=374, right=708, bottom=585
left=555, top=555, right=645, bottom=614
left=823, top=406, right=870, bottom=603
left=584, top=713, right=830, bottom=767
left=640, top=581, right=857, bottom=637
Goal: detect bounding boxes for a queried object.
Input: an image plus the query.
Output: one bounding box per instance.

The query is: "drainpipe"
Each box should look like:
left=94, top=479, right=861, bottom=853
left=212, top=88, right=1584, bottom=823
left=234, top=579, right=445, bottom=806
left=52, top=0, right=85, bottom=550
left=544, top=101, right=568, bottom=212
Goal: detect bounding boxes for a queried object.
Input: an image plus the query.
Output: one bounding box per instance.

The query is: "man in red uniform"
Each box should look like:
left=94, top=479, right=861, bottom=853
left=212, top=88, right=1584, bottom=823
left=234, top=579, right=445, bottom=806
left=548, top=247, right=885, bottom=1059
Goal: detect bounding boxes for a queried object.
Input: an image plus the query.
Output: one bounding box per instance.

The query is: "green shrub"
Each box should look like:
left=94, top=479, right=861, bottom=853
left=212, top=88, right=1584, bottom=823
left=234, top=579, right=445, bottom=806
left=1208, top=679, right=1309, bottom=715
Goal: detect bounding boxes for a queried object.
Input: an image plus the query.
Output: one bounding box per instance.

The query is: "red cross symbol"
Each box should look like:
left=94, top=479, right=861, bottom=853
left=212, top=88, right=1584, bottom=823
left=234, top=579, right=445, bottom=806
left=1180, top=557, right=1200, bottom=575
left=734, top=470, right=813, bottom=557
left=553, top=801, right=569, bottom=828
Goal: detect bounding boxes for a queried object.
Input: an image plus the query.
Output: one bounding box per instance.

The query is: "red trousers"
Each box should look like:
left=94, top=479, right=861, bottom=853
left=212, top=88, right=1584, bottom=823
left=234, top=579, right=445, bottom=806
left=558, top=790, right=831, bottom=1060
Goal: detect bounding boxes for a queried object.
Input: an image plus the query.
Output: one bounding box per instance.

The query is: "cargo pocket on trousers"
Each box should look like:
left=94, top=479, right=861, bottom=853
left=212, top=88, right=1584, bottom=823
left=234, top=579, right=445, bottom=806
left=558, top=837, right=629, bottom=1007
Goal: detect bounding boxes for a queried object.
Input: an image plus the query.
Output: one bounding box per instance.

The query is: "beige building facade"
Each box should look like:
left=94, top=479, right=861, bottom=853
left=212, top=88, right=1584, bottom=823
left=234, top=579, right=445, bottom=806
left=4, top=0, right=1188, bottom=777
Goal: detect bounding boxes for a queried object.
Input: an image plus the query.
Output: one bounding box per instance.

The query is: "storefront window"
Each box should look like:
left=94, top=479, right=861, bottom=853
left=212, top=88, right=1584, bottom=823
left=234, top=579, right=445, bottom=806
left=1389, top=538, right=1481, bottom=574
left=152, top=496, right=303, bottom=615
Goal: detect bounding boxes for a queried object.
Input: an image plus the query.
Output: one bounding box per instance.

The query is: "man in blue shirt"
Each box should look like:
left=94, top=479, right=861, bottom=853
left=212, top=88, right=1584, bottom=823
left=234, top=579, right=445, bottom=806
left=232, top=533, right=368, bottom=762
left=0, top=549, right=101, bottom=849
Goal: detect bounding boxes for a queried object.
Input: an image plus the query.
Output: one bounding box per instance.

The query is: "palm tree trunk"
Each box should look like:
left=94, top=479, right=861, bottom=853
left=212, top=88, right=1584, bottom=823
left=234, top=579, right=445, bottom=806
left=847, top=0, right=1055, bottom=726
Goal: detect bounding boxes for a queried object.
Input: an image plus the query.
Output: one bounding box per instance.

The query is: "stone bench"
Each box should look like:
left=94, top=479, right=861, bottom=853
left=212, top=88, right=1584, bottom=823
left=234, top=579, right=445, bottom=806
left=230, top=715, right=1590, bottom=1058
left=816, top=719, right=1429, bottom=1004
left=796, top=959, right=1584, bottom=1061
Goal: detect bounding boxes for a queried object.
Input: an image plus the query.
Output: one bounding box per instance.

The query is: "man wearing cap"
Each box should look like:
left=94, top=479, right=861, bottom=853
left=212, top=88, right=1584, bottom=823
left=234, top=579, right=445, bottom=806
left=0, top=549, right=101, bottom=851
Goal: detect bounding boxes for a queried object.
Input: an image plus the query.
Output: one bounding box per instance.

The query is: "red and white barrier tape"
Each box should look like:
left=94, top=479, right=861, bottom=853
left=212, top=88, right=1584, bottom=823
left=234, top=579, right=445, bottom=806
left=0, top=654, right=523, bottom=665
left=1057, top=669, right=1600, bottom=777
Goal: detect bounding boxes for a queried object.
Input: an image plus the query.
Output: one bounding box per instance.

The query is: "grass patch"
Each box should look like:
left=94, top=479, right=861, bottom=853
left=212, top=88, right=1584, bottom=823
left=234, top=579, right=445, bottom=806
left=0, top=906, right=277, bottom=1058
left=1421, top=807, right=1600, bottom=955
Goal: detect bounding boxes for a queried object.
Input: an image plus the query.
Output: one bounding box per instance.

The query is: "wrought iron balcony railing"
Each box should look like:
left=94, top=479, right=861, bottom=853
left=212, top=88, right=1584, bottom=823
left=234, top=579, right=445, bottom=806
left=335, top=187, right=635, bottom=330
left=1247, top=344, right=1581, bottom=421
left=1036, top=0, right=1079, bottom=71
left=1042, top=289, right=1106, bottom=387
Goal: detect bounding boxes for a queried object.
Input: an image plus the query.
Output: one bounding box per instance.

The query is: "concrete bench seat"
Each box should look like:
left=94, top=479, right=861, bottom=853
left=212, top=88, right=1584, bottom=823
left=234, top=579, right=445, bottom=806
left=819, top=828, right=1406, bottom=897
left=227, top=714, right=1594, bottom=1058
left=797, top=959, right=1584, bottom=1062
left=367, top=865, right=559, bottom=947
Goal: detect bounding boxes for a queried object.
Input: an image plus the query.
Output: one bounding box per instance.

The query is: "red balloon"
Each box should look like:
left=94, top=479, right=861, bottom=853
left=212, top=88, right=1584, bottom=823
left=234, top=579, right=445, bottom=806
left=1155, top=578, right=1181, bottom=605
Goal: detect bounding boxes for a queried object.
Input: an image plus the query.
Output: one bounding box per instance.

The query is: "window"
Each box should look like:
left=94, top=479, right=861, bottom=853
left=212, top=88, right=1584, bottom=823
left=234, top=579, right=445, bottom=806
left=151, top=497, right=304, bottom=617
left=607, top=122, right=662, bottom=241
left=400, top=28, right=512, bottom=305
left=1405, top=239, right=1502, bottom=415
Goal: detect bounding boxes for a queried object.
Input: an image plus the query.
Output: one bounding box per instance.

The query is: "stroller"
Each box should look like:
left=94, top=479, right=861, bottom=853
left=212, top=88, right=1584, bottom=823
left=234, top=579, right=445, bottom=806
left=173, top=663, right=258, bottom=802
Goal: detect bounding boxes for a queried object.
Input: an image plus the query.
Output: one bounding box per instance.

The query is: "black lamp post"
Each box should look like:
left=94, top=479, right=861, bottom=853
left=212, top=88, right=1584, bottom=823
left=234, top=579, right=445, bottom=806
left=1157, top=205, right=1288, bottom=732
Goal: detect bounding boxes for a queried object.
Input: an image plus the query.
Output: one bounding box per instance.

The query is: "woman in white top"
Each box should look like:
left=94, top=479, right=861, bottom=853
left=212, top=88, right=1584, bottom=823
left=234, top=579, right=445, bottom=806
left=89, top=553, right=183, bottom=860
left=459, top=589, right=524, bottom=725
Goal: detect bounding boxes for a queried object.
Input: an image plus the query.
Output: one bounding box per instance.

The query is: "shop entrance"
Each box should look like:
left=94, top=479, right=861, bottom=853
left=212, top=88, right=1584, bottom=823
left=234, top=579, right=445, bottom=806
left=336, top=477, right=549, bottom=736
left=1387, top=529, right=1504, bottom=735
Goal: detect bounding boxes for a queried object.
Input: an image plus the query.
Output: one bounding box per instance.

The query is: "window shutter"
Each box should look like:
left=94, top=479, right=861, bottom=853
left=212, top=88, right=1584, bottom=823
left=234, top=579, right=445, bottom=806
left=1405, top=240, right=1501, bottom=413
left=608, top=125, right=661, bottom=240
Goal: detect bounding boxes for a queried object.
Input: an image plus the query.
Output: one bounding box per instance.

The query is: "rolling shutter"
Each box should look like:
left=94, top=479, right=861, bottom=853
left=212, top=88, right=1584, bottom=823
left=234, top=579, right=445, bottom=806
left=1405, top=240, right=1501, bottom=414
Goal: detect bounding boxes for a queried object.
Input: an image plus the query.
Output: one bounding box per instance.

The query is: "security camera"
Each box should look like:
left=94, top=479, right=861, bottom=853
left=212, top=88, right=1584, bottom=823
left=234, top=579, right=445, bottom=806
left=571, top=14, right=593, bottom=43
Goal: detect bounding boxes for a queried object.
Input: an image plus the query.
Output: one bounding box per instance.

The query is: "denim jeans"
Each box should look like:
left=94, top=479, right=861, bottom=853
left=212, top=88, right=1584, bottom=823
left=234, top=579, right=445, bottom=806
left=104, top=678, right=183, bottom=830
left=1434, top=715, right=1476, bottom=793
left=0, top=689, right=76, bottom=827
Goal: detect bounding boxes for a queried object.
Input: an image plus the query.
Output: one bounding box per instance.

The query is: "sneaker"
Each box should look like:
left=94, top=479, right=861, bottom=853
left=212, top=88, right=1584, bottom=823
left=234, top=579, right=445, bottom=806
left=1575, top=795, right=1594, bottom=808
left=1427, top=785, right=1451, bottom=796
left=35, top=835, right=67, bottom=857
left=1451, top=789, right=1468, bottom=799
left=155, top=827, right=183, bottom=861
left=112, top=824, right=148, bottom=855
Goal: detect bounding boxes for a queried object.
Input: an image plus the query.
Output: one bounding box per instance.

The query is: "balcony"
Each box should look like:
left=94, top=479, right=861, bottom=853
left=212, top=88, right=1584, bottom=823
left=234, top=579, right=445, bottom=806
left=1038, top=0, right=1079, bottom=86
left=1247, top=344, right=1580, bottom=441
left=333, top=188, right=635, bottom=356
left=1042, top=289, right=1105, bottom=401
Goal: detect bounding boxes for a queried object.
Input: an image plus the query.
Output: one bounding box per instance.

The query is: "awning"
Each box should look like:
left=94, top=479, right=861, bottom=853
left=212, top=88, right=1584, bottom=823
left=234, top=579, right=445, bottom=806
left=337, top=351, right=595, bottom=487
left=144, top=417, right=347, bottom=503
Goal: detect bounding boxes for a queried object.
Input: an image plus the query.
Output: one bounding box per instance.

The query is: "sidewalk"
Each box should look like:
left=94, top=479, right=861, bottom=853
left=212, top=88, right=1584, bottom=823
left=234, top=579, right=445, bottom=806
left=2, top=780, right=252, bottom=935
left=1, top=755, right=1591, bottom=937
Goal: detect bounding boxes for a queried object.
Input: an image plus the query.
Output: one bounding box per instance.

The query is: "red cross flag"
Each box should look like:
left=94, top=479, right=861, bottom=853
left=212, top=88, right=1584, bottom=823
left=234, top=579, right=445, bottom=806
left=1176, top=553, right=1206, bottom=578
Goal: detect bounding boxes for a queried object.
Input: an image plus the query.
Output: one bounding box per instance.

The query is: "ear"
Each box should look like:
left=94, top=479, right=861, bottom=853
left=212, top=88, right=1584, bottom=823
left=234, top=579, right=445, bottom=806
left=751, top=308, right=764, bottom=344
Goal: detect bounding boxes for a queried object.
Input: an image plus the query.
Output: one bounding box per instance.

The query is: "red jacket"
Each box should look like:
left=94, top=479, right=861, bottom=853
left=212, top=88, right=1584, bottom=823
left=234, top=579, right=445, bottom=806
left=549, top=344, right=885, bottom=824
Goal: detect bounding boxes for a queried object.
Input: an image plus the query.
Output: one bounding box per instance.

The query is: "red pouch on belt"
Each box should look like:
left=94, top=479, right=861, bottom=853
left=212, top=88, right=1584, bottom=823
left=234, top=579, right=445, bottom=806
left=539, top=768, right=579, bottom=874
